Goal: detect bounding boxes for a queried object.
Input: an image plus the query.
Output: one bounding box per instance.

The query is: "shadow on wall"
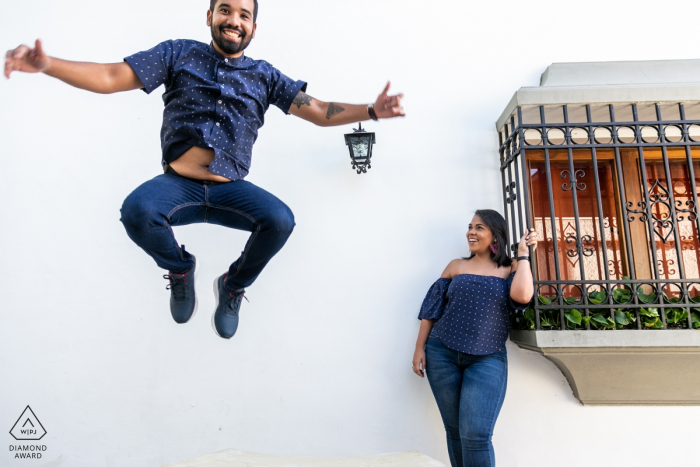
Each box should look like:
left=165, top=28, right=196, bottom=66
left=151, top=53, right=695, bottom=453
left=505, top=340, right=579, bottom=404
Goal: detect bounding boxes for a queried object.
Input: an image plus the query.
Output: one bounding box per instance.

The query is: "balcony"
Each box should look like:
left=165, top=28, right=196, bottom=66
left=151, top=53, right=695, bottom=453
left=499, top=59, right=700, bottom=405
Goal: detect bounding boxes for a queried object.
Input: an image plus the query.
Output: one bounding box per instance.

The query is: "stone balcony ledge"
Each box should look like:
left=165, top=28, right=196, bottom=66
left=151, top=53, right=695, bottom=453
left=510, top=330, right=700, bottom=406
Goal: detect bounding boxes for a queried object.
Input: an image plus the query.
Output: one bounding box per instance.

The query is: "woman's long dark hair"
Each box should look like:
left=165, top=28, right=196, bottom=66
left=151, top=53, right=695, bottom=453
left=465, top=209, right=512, bottom=268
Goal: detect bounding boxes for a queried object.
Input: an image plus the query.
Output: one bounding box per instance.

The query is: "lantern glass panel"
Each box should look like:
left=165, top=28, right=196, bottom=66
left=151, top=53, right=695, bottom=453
left=348, top=135, right=371, bottom=159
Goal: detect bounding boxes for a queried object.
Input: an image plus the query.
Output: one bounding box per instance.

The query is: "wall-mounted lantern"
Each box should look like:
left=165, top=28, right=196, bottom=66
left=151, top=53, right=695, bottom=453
left=344, top=123, right=376, bottom=174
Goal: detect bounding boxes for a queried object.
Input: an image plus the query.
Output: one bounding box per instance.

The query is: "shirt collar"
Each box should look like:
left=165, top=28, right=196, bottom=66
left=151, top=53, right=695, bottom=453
left=208, top=42, right=247, bottom=65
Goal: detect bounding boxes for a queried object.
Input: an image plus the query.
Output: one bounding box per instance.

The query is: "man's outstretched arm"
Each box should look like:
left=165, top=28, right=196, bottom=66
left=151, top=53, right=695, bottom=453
left=288, top=82, right=405, bottom=127
left=4, top=39, right=143, bottom=94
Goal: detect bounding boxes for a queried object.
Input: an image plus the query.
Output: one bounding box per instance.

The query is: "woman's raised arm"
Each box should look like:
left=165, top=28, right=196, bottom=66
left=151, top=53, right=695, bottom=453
left=509, top=229, right=538, bottom=304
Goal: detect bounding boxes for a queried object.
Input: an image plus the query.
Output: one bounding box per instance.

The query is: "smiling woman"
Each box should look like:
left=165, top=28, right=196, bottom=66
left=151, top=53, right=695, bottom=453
left=412, top=210, right=536, bottom=467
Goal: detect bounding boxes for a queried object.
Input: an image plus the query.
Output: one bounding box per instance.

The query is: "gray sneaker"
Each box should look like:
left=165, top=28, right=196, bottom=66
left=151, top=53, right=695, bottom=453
left=212, top=273, right=246, bottom=339
left=163, top=256, right=197, bottom=324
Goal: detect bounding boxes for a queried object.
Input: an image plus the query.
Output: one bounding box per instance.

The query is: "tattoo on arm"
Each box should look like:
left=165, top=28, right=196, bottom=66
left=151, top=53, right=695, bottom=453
left=326, top=102, right=346, bottom=120
left=292, top=91, right=314, bottom=109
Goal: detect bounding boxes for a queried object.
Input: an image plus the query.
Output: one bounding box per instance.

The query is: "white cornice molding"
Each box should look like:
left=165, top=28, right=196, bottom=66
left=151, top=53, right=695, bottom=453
left=497, top=60, right=700, bottom=131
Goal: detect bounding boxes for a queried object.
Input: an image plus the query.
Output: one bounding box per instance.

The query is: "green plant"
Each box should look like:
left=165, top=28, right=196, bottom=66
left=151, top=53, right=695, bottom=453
left=511, top=285, right=700, bottom=331
left=515, top=276, right=700, bottom=331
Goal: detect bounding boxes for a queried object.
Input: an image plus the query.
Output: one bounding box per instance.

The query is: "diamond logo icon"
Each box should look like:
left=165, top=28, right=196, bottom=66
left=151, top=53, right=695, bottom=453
left=10, top=406, right=46, bottom=441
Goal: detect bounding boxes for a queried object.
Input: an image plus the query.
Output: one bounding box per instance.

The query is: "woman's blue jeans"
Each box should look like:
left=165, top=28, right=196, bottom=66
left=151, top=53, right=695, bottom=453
left=120, top=173, right=295, bottom=291
left=425, top=333, right=508, bottom=467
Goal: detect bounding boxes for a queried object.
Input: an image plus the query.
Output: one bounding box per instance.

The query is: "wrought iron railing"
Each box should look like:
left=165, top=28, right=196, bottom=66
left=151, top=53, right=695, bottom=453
left=500, top=103, right=700, bottom=331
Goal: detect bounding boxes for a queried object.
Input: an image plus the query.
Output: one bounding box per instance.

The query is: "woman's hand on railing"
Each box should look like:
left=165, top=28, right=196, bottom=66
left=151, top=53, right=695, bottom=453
left=518, top=228, right=538, bottom=257
left=510, top=228, right=538, bottom=304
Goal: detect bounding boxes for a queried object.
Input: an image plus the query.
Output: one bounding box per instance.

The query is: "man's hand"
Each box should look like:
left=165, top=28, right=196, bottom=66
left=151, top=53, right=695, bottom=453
left=5, top=40, right=50, bottom=79
left=288, top=81, right=406, bottom=127
left=4, top=39, right=142, bottom=94
left=373, top=81, right=405, bottom=119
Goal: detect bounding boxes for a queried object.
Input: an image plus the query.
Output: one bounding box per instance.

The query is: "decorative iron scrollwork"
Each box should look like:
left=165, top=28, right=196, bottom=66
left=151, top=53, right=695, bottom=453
left=626, top=179, right=681, bottom=244
left=626, top=200, right=648, bottom=222
left=505, top=182, right=517, bottom=204
left=566, top=234, right=594, bottom=258
left=647, top=179, right=675, bottom=243
left=351, top=161, right=370, bottom=174
left=561, top=169, right=586, bottom=191
left=676, top=199, right=698, bottom=222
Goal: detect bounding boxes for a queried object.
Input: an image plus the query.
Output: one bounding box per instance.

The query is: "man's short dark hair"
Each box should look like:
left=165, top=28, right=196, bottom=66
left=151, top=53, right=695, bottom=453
left=210, top=0, right=258, bottom=23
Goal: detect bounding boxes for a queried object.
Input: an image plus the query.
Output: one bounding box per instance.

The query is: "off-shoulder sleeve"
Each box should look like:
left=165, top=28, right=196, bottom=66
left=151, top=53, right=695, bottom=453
left=418, top=278, right=451, bottom=320
left=506, top=272, right=530, bottom=311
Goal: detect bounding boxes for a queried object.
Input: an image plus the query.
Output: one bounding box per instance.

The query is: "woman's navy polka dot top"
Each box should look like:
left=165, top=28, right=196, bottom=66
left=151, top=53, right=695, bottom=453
left=418, top=273, right=527, bottom=355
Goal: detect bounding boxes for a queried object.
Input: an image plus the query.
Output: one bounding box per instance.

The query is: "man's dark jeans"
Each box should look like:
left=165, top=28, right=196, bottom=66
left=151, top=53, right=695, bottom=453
left=426, top=332, right=508, bottom=467
left=120, top=173, right=295, bottom=291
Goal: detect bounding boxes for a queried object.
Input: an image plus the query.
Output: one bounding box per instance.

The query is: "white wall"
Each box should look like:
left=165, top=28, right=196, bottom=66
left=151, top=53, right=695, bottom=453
left=2, top=1, right=700, bottom=466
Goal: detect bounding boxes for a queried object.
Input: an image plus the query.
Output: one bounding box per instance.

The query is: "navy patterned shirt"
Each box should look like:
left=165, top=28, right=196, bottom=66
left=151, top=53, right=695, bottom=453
left=418, top=273, right=528, bottom=355
left=124, top=40, right=307, bottom=180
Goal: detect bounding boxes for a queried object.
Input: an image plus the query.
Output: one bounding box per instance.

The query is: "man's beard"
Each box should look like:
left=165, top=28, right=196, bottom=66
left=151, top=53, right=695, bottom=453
left=211, top=24, right=252, bottom=56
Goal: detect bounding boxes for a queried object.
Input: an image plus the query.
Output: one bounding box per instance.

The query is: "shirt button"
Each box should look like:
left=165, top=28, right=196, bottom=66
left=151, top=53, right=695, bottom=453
left=208, top=144, right=213, bottom=147
left=225, top=59, right=228, bottom=62
left=218, top=100, right=223, bottom=104
left=216, top=122, right=221, bottom=126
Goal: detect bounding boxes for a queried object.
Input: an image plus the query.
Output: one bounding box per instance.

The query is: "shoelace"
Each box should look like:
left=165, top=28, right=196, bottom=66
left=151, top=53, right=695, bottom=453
left=164, top=273, right=187, bottom=301
left=225, top=291, right=249, bottom=314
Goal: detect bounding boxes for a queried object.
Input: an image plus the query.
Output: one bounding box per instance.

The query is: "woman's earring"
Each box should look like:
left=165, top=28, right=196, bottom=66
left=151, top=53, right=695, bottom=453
left=490, top=242, right=498, bottom=254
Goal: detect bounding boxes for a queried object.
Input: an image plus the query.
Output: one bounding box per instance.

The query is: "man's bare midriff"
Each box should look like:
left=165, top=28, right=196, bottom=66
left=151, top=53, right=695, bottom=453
left=168, top=147, right=232, bottom=183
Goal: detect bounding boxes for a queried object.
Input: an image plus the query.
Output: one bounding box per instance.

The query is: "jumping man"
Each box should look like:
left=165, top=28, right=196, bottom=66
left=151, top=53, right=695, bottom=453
left=4, top=0, right=405, bottom=339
